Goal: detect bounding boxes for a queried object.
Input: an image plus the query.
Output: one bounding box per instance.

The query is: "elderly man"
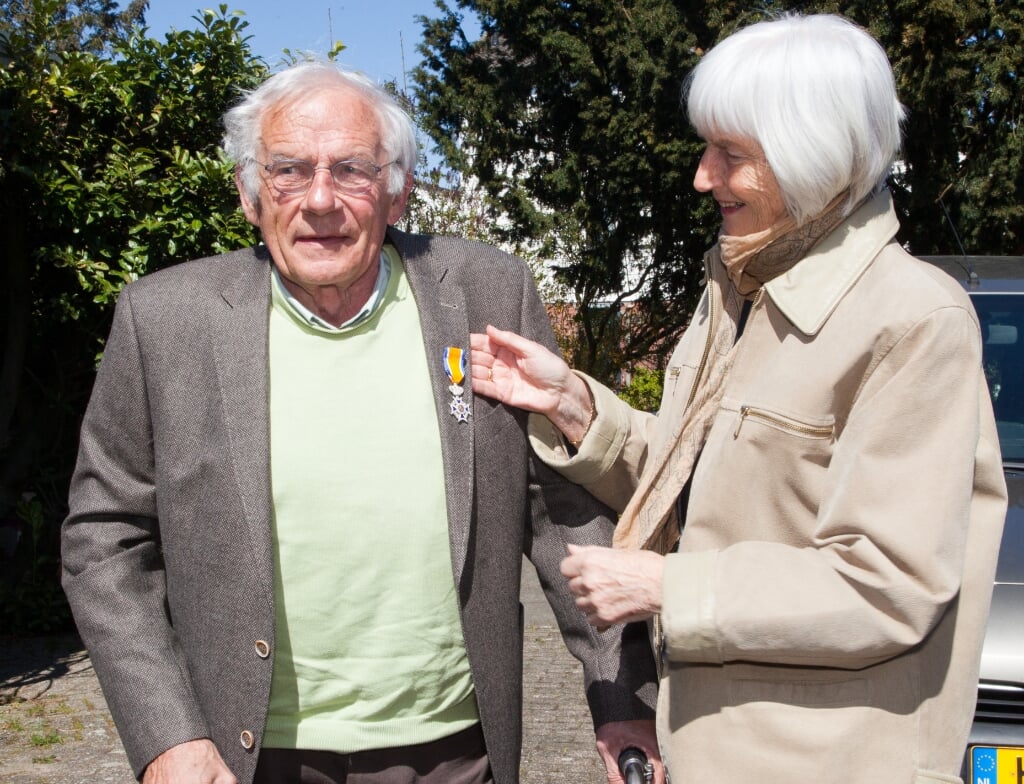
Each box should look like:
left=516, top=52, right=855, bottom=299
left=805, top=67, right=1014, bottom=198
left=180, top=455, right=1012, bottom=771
left=61, top=62, right=659, bottom=784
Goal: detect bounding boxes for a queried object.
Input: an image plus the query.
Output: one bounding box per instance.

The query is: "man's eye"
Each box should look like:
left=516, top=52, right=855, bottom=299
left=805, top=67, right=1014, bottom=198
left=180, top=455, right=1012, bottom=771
left=276, top=164, right=306, bottom=176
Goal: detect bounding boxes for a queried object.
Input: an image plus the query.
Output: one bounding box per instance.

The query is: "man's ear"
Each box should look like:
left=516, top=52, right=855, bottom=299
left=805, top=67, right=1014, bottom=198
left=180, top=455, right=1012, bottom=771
left=235, top=166, right=261, bottom=226
left=387, top=171, right=415, bottom=224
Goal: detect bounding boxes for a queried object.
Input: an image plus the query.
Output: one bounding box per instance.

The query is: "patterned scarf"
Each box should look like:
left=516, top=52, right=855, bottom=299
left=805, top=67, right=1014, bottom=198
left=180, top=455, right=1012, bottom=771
left=613, top=195, right=850, bottom=554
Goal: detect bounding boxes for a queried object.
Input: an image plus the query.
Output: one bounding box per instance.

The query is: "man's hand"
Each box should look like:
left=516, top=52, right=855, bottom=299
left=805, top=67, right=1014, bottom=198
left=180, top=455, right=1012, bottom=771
left=142, top=738, right=237, bottom=784
left=595, top=720, right=665, bottom=784
left=561, top=544, right=665, bottom=627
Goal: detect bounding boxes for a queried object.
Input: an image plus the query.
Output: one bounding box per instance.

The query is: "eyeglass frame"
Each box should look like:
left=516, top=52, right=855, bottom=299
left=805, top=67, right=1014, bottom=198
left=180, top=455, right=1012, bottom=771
left=253, top=157, right=397, bottom=197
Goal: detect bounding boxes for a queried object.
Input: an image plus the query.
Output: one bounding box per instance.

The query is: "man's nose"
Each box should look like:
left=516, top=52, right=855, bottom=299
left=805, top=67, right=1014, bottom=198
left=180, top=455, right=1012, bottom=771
left=303, top=168, right=340, bottom=212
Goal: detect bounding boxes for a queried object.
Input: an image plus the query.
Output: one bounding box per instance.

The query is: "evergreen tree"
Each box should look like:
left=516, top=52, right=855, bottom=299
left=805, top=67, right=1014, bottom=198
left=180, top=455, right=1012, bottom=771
left=792, top=0, right=1023, bottom=255
left=692, top=0, right=1023, bottom=254
left=415, top=0, right=1023, bottom=385
left=415, top=0, right=719, bottom=383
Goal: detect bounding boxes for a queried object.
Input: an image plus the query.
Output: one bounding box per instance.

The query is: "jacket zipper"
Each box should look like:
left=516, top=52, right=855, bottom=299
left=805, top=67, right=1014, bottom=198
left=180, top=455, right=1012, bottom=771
left=685, top=258, right=716, bottom=410
left=661, top=278, right=770, bottom=676
left=733, top=406, right=835, bottom=439
left=659, top=260, right=714, bottom=678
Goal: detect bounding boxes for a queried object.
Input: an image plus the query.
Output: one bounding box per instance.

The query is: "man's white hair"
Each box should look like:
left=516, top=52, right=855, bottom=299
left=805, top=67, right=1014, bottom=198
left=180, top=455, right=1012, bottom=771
left=222, top=60, right=418, bottom=203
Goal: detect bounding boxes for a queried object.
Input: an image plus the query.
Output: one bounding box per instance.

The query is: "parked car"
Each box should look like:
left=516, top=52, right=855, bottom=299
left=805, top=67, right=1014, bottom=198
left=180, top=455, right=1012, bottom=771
left=922, top=256, right=1024, bottom=784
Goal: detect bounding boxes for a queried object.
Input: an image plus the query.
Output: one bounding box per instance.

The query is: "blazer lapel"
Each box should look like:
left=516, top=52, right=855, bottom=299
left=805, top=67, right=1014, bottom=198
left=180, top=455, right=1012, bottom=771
left=210, top=249, right=274, bottom=570
left=390, top=229, right=475, bottom=587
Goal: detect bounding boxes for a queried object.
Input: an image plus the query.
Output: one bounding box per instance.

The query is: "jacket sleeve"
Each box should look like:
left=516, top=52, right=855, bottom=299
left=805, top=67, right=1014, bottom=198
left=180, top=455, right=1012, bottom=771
left=513, top=263, right=658, bottom=725
left=525, top=291, right=715, bottom=512
left=527, top=376, right=658, bottom=514
left=661, top=303, right=1005, bottom=667
left=61, top=287, right=210, bottom=778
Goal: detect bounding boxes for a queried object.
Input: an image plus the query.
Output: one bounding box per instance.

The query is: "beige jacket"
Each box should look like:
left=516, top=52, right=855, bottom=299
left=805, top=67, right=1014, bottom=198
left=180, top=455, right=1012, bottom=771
left=531, top=192, right=1007, bottom=783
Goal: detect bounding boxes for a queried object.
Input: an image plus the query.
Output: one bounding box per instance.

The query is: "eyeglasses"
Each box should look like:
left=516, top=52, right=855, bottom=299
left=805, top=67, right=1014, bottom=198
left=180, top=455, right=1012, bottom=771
left=257, top=158, right=394, bottom=196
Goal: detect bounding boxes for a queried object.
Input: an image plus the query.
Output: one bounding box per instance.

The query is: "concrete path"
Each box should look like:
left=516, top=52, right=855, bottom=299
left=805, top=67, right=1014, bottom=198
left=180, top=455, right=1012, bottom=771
left=519, top=558, right=608, bottom=783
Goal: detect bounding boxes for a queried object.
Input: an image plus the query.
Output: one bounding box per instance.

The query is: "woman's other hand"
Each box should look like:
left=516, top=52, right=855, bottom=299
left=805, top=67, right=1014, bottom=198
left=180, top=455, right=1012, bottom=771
left=561, top=544, right=665, bottom=626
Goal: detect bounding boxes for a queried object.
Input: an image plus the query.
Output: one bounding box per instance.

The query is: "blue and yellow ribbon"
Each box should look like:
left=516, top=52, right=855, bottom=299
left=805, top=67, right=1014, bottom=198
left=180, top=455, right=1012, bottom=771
left=444, top=346, right=471, bottom=423
left=443, top=346, right=467, bottom=386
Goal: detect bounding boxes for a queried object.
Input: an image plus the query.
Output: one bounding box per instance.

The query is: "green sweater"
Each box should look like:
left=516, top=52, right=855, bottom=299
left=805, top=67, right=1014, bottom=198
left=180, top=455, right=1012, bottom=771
left=264, top=251, right=479, bottom=753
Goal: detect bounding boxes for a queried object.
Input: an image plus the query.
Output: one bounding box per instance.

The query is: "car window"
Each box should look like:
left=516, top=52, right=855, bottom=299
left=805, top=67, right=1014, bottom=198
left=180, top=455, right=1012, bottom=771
left=971, top=292, right=1024, bottom=463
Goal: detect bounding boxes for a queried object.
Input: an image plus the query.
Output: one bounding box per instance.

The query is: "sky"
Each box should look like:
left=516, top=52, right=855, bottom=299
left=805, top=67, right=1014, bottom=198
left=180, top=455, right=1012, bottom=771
left=142, top=1, right=479, bottom=88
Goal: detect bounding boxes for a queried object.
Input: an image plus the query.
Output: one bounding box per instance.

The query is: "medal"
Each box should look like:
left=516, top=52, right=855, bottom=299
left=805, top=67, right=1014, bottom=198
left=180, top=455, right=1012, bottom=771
left=444, top=346, right=471, bottom=423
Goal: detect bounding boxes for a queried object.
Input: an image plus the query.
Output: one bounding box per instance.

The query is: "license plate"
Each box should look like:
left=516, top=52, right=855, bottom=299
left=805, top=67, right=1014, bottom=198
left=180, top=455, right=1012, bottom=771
left=971, top=746, right=1024, bottom=784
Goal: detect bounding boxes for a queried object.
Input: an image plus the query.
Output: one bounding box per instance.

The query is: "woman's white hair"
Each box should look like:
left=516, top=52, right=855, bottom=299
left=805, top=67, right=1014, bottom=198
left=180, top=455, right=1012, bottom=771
left=685, top=14, right=905, bottom=225
left=222, top=60, right=418, bottom=202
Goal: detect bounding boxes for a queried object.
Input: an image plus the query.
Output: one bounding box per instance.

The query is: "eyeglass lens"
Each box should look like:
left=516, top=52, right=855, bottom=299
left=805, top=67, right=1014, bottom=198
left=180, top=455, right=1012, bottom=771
left=265, top=160, right=382, bottom=194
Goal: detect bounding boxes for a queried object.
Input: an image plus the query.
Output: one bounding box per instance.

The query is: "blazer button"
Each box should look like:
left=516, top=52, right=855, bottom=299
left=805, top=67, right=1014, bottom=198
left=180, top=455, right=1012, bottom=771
left=254, top=640, right=271, bottom=659
left=240, top=730, right=255, bottom=750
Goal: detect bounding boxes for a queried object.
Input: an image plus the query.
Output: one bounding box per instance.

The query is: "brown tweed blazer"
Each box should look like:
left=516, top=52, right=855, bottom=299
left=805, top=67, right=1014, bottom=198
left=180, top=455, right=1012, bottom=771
left=61, top=227, right=657, bottom=784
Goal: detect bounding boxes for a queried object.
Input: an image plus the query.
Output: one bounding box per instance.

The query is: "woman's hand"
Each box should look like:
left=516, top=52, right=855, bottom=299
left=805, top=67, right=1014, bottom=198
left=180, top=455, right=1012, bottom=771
left=561, top=544, right=665, bottom=626
left=470, top=325, right=594, bottom=443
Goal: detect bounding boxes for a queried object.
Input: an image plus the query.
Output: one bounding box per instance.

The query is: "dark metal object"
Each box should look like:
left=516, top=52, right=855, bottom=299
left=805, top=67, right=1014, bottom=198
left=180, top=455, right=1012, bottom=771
left=618, top=746, right=654, bottom=784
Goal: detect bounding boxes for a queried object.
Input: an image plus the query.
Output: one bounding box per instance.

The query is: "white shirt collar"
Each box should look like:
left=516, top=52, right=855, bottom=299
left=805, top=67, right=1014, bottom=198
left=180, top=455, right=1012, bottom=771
left=271, top=247, right=394, bottom=334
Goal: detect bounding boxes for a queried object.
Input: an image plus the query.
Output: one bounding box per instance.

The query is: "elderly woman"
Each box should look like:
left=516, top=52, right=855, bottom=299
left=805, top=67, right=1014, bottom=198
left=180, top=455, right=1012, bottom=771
left=471, top=13, right=1006, bottom=784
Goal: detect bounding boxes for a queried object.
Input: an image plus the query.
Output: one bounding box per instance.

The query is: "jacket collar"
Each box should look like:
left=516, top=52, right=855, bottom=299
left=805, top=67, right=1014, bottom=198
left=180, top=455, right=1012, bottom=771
left=213, top=247, right=274, bottom=570
left=761, top=189, right=900, bottom=336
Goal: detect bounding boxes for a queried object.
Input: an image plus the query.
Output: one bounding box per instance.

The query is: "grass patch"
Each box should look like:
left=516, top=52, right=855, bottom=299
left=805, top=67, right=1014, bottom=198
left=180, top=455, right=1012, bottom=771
left=32, top=754, right=57, bottom=764
left=30, top=727, right=63, bottom=747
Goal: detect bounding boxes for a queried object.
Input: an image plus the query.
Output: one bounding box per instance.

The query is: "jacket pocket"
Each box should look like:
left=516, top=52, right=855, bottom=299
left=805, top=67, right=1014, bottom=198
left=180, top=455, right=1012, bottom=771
left=732, top=404, right=835, bottom=440
left=731, top=675, right=867, bottom=708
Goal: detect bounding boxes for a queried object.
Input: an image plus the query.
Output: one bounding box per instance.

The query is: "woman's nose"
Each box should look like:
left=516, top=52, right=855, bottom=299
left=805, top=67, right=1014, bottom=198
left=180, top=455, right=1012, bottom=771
left=693, top=148, right=718, bottom=193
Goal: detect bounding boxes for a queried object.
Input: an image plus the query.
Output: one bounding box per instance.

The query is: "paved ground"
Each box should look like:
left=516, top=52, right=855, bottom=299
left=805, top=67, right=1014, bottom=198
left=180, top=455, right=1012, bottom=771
left=0, top=560, right=607, bottom=783
left=518, top=561, right=607, bottom=784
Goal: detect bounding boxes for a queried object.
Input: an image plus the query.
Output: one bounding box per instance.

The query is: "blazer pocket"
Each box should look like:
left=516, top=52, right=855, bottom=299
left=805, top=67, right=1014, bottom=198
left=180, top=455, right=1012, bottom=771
left=473, top=402, right=527, bottom=453
left=471, top=394, right=516, bottom=429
